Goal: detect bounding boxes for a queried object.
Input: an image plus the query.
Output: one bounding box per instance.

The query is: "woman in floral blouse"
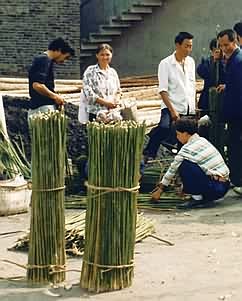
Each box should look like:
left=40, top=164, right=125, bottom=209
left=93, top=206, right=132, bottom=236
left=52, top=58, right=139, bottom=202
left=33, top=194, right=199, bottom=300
left=82, top=44, right=121, bottom=121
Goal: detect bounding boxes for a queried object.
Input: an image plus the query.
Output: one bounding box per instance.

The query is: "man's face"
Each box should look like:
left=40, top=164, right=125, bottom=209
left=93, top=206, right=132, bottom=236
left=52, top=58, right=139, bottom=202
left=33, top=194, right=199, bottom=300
left=176, top=39, right=193, bottom=58
left=54, top=51, right=71, bottom=64
left=176, top=131, right=189, bottom=145
left=218, top=34, right=237, bottom=58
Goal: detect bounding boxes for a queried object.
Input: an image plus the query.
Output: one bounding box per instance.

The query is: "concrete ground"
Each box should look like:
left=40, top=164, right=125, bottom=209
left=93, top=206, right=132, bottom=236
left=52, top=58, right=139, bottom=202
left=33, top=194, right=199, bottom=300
left=1, top=189, right=242, bottom=301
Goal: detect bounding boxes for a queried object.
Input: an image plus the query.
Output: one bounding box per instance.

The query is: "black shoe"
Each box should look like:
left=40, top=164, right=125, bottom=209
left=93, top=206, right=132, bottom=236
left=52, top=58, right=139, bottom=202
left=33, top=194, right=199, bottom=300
left=177, top=198, right=215, bottom=210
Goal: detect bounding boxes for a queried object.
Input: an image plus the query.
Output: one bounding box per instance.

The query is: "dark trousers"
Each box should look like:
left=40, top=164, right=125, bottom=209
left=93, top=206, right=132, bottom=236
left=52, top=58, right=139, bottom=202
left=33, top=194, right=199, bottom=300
left=179, top=160, right=230, bottom=201
left=143, top=109, right=176, bottom=158
left=227, top=122, right=242, bottom=186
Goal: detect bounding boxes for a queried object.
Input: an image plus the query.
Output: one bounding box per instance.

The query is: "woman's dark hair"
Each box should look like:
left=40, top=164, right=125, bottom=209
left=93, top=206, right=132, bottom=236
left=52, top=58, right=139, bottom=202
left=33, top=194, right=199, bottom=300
left=175, top=32, right=194, bottom=45
left=209, top=38, right=218, bottom=50
left=96, top=43, right=113, bottom=54
left=217, top=29, right=236, bottom=42
left=175, top=118, right=198, bottom=135
left=48, top=38, right=75, bottom=56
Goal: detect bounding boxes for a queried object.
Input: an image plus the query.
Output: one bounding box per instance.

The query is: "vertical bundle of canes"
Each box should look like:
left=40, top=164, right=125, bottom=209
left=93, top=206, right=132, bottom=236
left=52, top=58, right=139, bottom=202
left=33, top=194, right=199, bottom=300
left=80, top=121, right=145, bottom=292
left=27, top=110, right=67, bottom=284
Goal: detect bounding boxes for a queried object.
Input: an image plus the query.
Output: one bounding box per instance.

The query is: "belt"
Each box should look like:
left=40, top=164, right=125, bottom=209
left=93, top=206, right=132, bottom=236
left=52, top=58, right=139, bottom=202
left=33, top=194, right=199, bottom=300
left=210, top=175, right=229, bottom=182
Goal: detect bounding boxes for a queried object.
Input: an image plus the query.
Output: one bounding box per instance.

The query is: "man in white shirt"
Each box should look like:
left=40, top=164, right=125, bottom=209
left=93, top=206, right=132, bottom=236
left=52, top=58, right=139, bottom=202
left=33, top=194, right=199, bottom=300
left=144, top=32, right=196, bottom=160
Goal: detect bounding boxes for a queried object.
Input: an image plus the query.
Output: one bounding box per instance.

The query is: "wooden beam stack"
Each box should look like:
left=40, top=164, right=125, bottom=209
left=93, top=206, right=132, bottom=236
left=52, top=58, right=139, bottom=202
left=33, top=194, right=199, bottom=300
left=0, top=76, right=203, bottom=127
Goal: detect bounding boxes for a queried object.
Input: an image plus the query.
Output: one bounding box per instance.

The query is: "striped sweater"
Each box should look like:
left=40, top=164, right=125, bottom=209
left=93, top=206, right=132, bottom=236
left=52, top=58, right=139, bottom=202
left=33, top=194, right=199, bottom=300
left=161, top=133, right=230, bottom=186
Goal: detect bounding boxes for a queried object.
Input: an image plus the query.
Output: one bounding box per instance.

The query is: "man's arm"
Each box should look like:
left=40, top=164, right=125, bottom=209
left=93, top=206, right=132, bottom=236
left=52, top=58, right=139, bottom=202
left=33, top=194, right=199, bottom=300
left=160, top=91, right=180, bottom=121
left=158, top=60, right=180, bottom=121
left=32, top=82, right=64, bottom=106
left=151, top=151, right=185, bottom=201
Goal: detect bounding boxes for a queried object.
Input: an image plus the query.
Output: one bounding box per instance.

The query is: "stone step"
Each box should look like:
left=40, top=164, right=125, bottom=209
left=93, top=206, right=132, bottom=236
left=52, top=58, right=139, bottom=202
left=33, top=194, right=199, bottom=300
left=134, top=0, right=162, bottom=7
left=113, top=13, right=143, bottom=22
left=101, top=22, right=131, bottom=30
left=80, top=52, right=93, bottom=58
left=89, top=35, right=112, bottom=43
left=127, top=6, right=152, bottom=14
left=91, top=29, right=122, bottom=37
left=81, top=42, right=99, bottom=50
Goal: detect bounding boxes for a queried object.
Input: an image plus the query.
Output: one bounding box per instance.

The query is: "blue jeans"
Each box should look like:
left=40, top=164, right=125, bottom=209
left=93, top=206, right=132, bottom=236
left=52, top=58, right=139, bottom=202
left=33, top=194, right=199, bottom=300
left=179, top=160, right=230, bottom=201
left=143, top=108, right=176, bottom=158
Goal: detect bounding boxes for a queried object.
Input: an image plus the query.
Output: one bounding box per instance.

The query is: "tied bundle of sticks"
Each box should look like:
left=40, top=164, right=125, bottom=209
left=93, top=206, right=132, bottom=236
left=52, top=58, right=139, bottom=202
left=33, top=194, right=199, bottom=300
left=80, top=121, right=146, bottom=293
left=27, top=110, right=67, bottom=284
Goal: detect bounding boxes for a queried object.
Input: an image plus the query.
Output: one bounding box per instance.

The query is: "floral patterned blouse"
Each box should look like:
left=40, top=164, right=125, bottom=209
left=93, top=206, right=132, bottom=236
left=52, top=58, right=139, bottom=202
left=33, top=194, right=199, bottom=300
left=83, top=64, right=121, bottom=114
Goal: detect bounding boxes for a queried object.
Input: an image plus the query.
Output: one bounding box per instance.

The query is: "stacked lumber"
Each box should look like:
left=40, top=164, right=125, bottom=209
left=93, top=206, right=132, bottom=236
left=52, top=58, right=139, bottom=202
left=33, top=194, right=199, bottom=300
left=0, top=76, right=203, bottom=128
left=0, top=78, right=82, bottom=97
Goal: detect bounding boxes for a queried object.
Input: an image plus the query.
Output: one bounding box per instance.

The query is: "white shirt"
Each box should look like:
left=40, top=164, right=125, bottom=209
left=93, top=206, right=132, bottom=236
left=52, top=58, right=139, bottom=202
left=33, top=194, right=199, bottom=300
left=158, top=52, right=196, bottom=115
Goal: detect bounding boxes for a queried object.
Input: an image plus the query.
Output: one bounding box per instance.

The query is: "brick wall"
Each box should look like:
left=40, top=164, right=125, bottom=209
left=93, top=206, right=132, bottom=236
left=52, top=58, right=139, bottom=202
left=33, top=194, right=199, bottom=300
left=0, top=1, right=80, bottom=79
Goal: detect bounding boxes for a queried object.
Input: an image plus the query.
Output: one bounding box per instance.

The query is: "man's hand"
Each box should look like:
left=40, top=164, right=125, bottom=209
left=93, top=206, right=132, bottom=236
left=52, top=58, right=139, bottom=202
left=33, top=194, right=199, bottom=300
left=216, top=84, right=225, bottom=93
left=170, top=109, right=180, bottom=121
left=53, top=94, right=65, bottom=106
left=151, top=183, right=163, bottom=201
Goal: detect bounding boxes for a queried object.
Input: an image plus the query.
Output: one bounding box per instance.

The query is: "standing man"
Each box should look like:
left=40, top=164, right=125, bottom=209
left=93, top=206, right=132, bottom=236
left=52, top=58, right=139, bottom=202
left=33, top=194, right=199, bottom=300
left=143, top=32, right=196, bottom=161
left=217, top=29, right=242, bottom=193
left=233, top=22, right=242, bottom=48
left=28, top=37, right=75, bottom=117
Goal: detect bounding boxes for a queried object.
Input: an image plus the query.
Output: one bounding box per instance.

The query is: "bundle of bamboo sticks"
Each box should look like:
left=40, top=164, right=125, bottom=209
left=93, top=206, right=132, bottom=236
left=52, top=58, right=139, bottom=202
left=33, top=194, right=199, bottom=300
left=80, top=121, right=146, bottom=292
left=27, top=110, right=67, bottom=284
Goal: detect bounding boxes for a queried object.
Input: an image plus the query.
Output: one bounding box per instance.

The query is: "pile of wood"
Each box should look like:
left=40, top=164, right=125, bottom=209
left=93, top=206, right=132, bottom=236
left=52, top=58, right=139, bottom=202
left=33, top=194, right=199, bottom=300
left=0, top=76, right=203, bottom=128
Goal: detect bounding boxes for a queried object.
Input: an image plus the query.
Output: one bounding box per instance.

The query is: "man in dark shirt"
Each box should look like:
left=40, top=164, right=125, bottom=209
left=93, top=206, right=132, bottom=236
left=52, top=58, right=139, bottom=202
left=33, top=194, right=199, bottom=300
left=217, top=29, right=242, bottom=194
left=28, top=37, right=75, bottom=116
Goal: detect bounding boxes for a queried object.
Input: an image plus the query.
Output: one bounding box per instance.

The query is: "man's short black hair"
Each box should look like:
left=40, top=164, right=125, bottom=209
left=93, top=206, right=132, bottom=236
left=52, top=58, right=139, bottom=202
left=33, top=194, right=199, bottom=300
left=175, top=118, right=198, bottom=135
left=209, top=38, right=218, bottom=50
left=48, top=38, right=75, bottom=56
left=175, top=32, right=194, bottom=44
left=233, top=22, right=242, bottom=37
left=217, top=29, right=236, bottom=42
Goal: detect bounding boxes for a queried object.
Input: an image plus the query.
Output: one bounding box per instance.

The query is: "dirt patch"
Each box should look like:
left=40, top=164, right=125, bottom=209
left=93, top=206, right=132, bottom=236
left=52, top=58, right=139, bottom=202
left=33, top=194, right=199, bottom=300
left=0, top=190, right=242, bottom=300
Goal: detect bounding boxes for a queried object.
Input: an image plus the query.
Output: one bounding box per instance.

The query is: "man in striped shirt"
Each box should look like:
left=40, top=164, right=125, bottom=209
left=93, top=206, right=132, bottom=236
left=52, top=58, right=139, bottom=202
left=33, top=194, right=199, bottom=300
left=151, top=118, right=230, bottom=209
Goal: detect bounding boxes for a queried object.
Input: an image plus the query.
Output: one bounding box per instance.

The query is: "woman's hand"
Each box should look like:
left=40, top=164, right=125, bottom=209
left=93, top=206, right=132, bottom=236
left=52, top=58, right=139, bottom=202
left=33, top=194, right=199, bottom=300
left=104, top=100, right=118, bottom=109
left=96, top=97, right=117, bottom=109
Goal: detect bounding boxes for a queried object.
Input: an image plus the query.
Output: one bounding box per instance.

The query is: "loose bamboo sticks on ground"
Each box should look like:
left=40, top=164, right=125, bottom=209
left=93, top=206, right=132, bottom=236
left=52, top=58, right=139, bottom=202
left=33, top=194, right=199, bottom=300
left=10, top=211, right=155, bottom=257
left=27, top=110, right=67, bottom=284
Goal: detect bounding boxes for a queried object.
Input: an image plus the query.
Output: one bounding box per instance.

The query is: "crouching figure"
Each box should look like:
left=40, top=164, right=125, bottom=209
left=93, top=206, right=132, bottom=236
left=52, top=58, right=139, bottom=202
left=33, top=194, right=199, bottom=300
left=151, top=118, right=230, bottom=209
